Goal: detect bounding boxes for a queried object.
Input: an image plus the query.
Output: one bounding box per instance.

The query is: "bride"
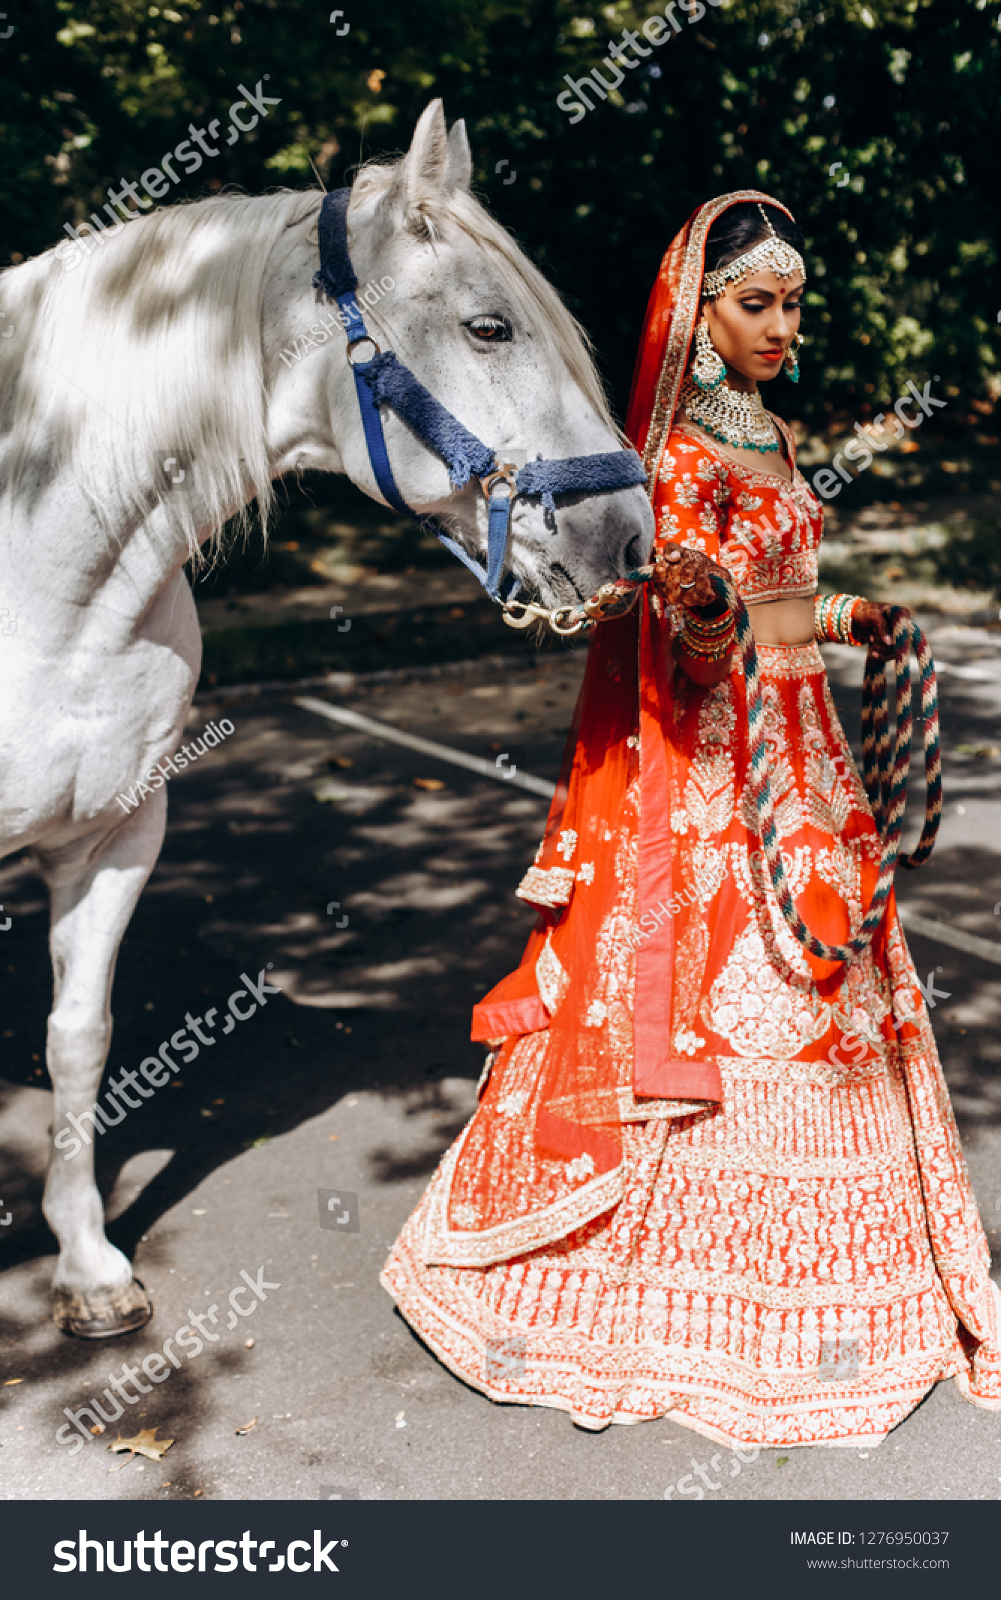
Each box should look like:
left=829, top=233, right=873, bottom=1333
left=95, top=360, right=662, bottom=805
left=382, top=191, right=1000, bottom=1447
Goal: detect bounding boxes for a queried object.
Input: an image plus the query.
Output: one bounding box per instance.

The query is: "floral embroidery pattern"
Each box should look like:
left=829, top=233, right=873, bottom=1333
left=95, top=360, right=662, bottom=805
left=577, top=862, right=595, bottom=885
left=585, top=999, right=608, bottom=1028
left=557, top=829, right=577, bottom=861
left=565, top=1153, right=596, bottom=1183
left=495, top=1091, right=528, bottom=1118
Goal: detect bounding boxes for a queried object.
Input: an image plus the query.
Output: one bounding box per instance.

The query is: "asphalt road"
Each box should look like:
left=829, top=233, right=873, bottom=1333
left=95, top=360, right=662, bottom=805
left=1, top=620, right=999, bottom=1502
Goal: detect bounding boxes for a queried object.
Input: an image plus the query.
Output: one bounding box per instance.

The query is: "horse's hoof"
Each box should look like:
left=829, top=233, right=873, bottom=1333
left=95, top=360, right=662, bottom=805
left=53, top=1277, right=153, bottom=1339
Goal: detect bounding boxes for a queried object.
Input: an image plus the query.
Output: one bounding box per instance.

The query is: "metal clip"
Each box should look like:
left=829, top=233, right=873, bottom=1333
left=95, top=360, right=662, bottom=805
left=481, top=463, right=519, bottom=500
left=347, top=335, right=381, bottom=367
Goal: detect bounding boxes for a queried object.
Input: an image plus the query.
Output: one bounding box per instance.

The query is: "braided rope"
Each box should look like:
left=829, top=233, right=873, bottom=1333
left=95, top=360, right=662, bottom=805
left=509, top=571, right=942, bottom=965
left=727, top=581, right=941, bottom=963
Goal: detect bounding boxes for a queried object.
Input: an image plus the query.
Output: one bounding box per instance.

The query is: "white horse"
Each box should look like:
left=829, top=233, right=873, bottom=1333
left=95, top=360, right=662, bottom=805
left=0, top=101, right=653, bottom=1336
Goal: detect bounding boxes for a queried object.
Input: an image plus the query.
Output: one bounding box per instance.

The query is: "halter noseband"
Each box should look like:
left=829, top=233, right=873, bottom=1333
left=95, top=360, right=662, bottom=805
left=312, top=187, right=647, bottom=603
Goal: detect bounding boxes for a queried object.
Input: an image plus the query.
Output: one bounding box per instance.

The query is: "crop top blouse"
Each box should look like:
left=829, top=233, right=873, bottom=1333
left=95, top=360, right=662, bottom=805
left=653, top=418, right=823, bottom=605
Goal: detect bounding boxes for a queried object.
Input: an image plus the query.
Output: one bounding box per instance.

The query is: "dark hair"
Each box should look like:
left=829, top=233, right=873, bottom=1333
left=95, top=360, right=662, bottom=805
left=702, top=202, right=805, bottom=283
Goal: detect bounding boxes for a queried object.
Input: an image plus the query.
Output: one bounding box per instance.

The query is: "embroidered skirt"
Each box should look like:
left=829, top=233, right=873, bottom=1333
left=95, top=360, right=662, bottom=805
left=382, top=644, right=1001, bottom=1444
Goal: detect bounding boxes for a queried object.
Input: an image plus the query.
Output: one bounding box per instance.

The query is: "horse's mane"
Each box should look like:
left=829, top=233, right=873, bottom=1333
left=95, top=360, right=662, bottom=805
left=0, top=189, right=321, bottom=557
left=0, top=159, right=617, bottom=559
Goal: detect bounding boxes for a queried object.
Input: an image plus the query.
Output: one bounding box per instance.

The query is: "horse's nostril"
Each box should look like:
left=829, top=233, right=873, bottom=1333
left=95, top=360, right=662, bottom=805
left=623, top=534, right=649, bottom=572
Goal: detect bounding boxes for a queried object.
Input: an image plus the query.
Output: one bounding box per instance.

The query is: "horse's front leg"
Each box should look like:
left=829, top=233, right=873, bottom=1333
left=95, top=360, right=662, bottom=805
left=38, top=793, right=168, bottom=1337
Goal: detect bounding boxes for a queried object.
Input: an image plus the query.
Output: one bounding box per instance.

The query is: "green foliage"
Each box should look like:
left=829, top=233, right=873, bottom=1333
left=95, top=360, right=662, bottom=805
left=2, top=0, right=999, bottom=426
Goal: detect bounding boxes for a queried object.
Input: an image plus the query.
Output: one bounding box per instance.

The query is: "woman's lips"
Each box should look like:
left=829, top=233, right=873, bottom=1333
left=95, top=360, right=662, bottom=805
left=757, top=351, right=784, bottom=362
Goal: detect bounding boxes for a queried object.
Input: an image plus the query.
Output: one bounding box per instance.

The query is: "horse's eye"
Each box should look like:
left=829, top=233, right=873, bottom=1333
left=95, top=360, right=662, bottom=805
left=465, top=316, right=512, bottom=342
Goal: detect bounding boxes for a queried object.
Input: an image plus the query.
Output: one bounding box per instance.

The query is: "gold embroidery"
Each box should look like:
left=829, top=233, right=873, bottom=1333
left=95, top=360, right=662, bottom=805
left=536, top=933, right=570, bottom=1015
left=516, top=864, right=575, bottom=908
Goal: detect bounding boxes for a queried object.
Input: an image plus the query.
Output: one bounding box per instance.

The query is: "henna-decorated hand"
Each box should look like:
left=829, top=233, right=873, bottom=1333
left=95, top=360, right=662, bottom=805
left=652, top=542, right=730, bottom=610
left=852, top=599, right=911, bottom=660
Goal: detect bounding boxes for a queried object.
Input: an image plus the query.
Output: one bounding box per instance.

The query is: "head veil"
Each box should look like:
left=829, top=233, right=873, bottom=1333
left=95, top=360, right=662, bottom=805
left=445, top=194, right=795, bottom=1258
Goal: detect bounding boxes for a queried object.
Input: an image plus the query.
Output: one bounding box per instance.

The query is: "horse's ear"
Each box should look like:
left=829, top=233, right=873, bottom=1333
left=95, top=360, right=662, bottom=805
left=400, top=100, right=449, bottom=222
left=445, top=120, right=472, bottom=193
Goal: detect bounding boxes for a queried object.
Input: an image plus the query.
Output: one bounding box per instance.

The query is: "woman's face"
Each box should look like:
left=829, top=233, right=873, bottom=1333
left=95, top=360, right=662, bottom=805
left=702, top=268, right=804, bottom=388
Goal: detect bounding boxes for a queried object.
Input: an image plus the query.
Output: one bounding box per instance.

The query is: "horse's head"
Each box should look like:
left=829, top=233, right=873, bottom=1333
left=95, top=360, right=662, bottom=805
left=267, top=101, right=653, bottom=608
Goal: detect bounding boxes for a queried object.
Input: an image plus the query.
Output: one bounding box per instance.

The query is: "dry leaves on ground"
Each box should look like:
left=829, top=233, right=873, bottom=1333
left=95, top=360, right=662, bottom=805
left=108, top=1428, right=174, bottom=1462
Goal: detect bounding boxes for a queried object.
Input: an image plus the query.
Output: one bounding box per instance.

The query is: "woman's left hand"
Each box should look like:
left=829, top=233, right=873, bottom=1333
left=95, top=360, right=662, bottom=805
left=852, top=599, right=911, bottom=660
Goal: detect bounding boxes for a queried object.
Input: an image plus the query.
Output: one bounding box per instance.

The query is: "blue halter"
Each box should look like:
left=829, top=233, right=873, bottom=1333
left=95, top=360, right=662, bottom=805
left=312, top=187, right=647, bottom=603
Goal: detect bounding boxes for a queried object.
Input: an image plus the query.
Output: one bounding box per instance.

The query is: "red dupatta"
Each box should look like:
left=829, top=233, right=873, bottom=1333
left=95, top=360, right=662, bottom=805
left=463, top=192, right=795, bottom=1200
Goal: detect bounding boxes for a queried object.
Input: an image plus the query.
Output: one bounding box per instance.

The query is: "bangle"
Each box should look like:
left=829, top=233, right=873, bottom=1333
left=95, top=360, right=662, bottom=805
left=815, top=592, right=862, bottom=645
left=680, top=606, right=736, bottom=662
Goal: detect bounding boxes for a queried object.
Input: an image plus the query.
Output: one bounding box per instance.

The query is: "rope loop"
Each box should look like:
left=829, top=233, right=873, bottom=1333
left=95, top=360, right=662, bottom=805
left=728, top=577, right=941, bottom=964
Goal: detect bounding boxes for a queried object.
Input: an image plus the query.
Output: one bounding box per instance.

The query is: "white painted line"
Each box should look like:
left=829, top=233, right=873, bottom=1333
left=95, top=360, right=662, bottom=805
left=897, top=907, right=1001, bottom=966
left=294, top=696, right=557, bottom=800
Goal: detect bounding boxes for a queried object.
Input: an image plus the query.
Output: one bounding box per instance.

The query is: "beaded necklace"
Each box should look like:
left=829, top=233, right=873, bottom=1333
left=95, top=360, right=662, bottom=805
left=678, top=374, right=779, bottom=454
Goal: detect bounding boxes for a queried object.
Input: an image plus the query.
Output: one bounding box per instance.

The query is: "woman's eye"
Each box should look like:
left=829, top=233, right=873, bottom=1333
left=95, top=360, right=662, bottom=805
left=465, top=316, right=512, bottom=342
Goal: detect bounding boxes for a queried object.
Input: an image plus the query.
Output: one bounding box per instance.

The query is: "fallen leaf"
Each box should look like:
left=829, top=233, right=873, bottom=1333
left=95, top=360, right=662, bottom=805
left=235, top=1416, right=258, bottom=1435
left=776, top=1456, right=789, bottom=1467
left=193, top=1489, right=202, bottom=1497
left=3, top=1378, right=22, bottom=1386
left=108, top=1428, right=174, bottom=1462
left=244, top=1338, right=255, bottom=1349
left=192, top=1208, right=207, bottom=1214
left=332, top=756, right=354, bottom=769
left=412, top=777, right=445, bottom=791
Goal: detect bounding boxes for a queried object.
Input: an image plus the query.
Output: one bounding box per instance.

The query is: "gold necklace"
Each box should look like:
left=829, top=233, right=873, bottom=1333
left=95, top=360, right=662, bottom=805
left=679, top=374, right=779, bottom=454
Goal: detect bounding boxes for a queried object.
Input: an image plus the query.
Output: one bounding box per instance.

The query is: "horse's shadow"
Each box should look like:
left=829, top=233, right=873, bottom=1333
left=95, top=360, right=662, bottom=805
left=0, top=693, right=556, bottom=1285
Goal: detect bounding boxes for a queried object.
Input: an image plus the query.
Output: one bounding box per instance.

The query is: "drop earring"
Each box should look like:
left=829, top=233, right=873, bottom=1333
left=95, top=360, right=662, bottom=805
left=691, top=319, right=727, bottom=393
left=784, top=332, right=803, bottom=383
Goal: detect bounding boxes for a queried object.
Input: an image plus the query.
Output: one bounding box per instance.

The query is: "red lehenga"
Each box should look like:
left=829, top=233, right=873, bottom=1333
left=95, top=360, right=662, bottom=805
left=381, top=191, right=1000, bottom=1446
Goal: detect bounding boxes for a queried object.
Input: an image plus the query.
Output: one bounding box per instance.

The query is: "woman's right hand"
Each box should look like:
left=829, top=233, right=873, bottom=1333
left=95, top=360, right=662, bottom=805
left=651, top=542, right=730, bottom=610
